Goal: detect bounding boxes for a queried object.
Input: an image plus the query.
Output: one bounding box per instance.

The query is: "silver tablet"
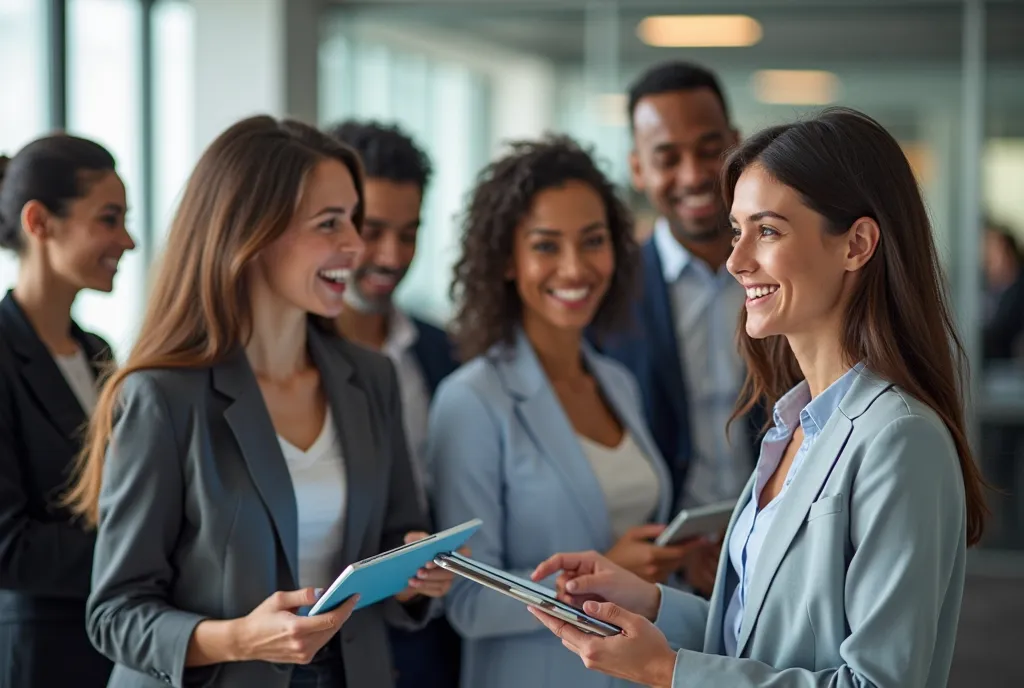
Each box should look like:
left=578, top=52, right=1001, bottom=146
left=655, top=499, right=736, bottom=546
left=433, top=552, right=621, bottom=637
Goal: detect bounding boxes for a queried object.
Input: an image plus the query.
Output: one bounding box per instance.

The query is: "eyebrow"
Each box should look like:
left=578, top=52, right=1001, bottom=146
left=527, top=221, right=606, bottom=236
left=311, top=206, right=351, bottom=218
left=100, top=203, right=126, bottom=213
left=653, top=131, right=726, bottom=153
left=364, top=215, right=420, bottom=230
left=729, top=210, right=790, bottom=224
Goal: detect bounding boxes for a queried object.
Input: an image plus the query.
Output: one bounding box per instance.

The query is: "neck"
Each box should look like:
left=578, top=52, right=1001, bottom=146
left=787, top=326, right=851, bottom=399
left=522, top=315, right=585, bottom=381
left=335, top=304, right=389, bottom=350
left=678, top=233, right=733, bottom=273
left=12, top=263, right=79, bottom=350
left=245, top=298, right=310, bottom=381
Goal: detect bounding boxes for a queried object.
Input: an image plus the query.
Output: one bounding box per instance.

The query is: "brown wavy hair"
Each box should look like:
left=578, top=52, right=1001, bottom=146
left=725, top=107, right=987, bottom=546
left=64, top=116, right=364, bottom=528
left=450, top=134, right=638, bottom=361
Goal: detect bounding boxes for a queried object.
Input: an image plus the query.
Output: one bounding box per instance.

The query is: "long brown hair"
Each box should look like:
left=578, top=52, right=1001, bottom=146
left=64, top=116, right=364, bottom=527
left=725, top=107, right=987, bottom=546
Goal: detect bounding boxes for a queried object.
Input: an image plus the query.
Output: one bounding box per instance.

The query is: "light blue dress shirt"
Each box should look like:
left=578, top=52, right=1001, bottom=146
left=653, top=220, right=750, bottom=507
left=723, top=364, right=863, bottom=656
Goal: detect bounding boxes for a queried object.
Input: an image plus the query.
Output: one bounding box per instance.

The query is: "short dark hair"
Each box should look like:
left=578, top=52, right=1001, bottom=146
left=450, top=134, right=638, bottom=361
left=325, top=120, right=432, bottom=191
left=626, top=61, right=731, bottom=132
left=0, top=135, right=116, bottom=254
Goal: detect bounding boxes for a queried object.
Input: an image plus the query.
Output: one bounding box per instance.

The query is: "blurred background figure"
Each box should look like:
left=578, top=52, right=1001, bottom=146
left=327, top=119, right=461, bottom=688
left=0, top=135, right=134, bottom=688
left=982, top=220, right=1024, bottom=363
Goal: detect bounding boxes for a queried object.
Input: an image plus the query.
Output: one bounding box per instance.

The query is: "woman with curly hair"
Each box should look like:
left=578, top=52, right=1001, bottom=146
left=427, top=135, right=693, bottom=688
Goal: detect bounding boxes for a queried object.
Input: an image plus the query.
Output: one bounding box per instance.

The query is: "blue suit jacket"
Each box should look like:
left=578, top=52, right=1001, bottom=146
left=594, top=239, right=763, bottom=505
left=428, top=329, right=672, bottom=688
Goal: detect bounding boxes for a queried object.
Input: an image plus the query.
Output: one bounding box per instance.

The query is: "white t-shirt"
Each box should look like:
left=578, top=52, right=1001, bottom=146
left=578, top=432, right=661, bottom=541
left=53, top=348, right=98, bottom=413
left=277, top=412, right=347, bottom=589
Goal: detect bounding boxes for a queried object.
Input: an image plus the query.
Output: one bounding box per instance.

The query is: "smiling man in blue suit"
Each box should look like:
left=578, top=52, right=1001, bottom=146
left=327, top=120, right=460, bottom=688
left=597, top=62, right=761, bottom=595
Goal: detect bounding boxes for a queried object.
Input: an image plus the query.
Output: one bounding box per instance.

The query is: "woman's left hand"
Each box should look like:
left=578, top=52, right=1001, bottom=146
left=528, top=600, right=678, bottom=688
left=394, top=531, right=469, bottom=602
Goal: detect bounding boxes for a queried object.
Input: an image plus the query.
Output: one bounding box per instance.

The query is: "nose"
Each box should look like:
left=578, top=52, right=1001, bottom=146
left=676, top=152, right=710, bottom=191
left=120, top=225, right=137, bottom=251
left=340, top=218, right=364, bottom=257
left=726, top=231, right=756, bottom=277
left=558, top=245, right=586, bottom=280
left=374, top=232, right=402, bottom=270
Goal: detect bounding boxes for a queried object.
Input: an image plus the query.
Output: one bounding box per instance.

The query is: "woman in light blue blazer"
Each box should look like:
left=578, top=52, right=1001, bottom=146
left=427, top=136, right=692, bottom=688
left=529, top=108, right=989, bottom=688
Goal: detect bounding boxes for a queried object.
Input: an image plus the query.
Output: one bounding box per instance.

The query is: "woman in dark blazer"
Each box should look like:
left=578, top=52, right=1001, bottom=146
left=65, top=116, right=457, bottom=688
left=0, top=136, right=135, bottom=686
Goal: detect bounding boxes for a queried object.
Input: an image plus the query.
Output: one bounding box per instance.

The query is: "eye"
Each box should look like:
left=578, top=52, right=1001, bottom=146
left=318, top=216, right=339, bottom=231
left=99, top=215, right=119, bottom=227
left=759, top=225, right=780, bottom=237
left=531, top=240, right=558, bottom=254
left=583, top=234, right=607, bottom=249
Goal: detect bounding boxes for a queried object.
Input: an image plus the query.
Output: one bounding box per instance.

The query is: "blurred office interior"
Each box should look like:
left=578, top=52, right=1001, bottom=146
left=1, top=0, right=1023, bottom=683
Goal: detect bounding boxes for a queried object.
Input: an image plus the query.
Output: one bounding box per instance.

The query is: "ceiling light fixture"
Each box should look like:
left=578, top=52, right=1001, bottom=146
left=637, top=15, right=763, bottom=48
left=752, top=70, right=841, bottom=105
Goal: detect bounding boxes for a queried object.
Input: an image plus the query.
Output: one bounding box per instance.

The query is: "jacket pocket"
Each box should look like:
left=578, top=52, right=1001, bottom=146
left=807, top=493, right=844, bottom=522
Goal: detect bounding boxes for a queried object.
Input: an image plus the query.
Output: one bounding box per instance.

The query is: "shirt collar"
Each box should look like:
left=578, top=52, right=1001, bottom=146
left=771, top=362, right=866, bottom=438
left=383, top=309, right=419, bottom=357
left=653, top=217, right=694, bottom=283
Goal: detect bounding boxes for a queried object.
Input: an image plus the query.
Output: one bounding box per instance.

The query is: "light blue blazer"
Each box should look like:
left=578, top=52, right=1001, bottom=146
left=428, top=329, right=673, bottom=688
left=654, top=369, right=967, bottom=687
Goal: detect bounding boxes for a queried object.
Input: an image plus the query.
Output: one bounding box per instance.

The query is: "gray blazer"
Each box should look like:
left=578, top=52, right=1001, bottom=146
left=654, top=369, right=967, bottom=687
left=87, top=324, right=431, bottom=688
left=429, top=329, right=672, bottom=688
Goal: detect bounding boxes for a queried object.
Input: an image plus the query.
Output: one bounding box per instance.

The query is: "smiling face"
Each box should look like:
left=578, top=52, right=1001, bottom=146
left=254, top=158, right=364, bottom=318
left=29, top=170, right=135, bottom=292
left=727, top=164, right=878, bottom=343
left=630, top=88, right=738, bottom=245
left=511, top=180, right=615, bottom=337
left=343, top=178, right=422, bottom=314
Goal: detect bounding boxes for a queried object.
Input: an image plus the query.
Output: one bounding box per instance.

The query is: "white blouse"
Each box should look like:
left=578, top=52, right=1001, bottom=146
left=277, top=412, right=347, bottom=589
left=53, top=348, right=98, bottom=413
left=578, top=431, right=661, bottom=541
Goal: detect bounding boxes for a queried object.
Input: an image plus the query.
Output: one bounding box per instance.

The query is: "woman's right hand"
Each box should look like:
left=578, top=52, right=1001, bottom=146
left=531, top=551, right=662, bottom=622
left=604, top=524, right=698, bottom=583
left=232, top=588, right=359, bottom=664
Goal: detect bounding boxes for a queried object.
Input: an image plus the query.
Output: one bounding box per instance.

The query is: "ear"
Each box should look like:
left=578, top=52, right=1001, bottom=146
left=844, top=217, right=880, bottom=272
left=628, top=149, right=644, bottom=193
left=20, top=200, right=53, bottom=243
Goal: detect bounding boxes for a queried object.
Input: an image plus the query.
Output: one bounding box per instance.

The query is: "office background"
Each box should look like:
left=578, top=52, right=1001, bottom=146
left=1, top=0, right=1023, bottom=683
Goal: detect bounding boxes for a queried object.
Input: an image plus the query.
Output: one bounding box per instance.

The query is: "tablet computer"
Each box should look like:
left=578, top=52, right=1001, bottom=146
left=433, top=552, right=621, bottom=637
left=307, top=519, right=482, bottom=616
left=655, top=499, right=736, bottom=546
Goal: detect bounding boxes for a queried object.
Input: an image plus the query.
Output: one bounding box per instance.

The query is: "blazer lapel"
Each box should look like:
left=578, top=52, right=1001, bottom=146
left=734, top=411, right=853, bottom=656
left=307, top=327, right=377, bottom=566
left=704, top=470, right=756, bottom=654
left=585, top=346, right=672, bottom=523
left=215, top=350, right=300, bottom=586
left=0, top=292, right=89, bottom=441
left=499, top=330, right=612, bottom=547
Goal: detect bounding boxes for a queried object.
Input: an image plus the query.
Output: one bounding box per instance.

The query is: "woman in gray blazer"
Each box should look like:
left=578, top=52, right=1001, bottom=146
left=428, top=136, right=691, bottom=688
left=528, top=108, right=989, bottom=688
left=64, top=117, right=457, bottom=688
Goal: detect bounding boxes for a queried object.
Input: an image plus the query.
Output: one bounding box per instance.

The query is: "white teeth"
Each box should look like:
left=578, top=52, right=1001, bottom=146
left=319, top=268, right=351, bottom=283
left=682, top=193, right=714, bottom=208
left=551, top=287, right=590, bottom=302
left=746, top=285, right=778, bottom=300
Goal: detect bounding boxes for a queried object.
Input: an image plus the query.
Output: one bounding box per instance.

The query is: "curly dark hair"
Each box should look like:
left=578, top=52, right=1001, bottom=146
left=325, top=119, right=432, bottom=191
left=450, top=134, right=639, bottom=361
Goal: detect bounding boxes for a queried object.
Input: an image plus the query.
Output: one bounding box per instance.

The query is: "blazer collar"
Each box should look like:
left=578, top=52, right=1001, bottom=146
left=733, top=367, right=892, bottom=656
left=493, top=328, right=670, bottom=545
left=0, top=291, right=108, bottom=441
left=214, top=322, right=370, bottom=585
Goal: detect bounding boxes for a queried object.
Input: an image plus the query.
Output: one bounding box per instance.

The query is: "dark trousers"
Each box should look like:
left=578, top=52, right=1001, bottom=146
left=289, top=638, right=347, bottom=688
left=389, top=616, right=461, bottom=688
